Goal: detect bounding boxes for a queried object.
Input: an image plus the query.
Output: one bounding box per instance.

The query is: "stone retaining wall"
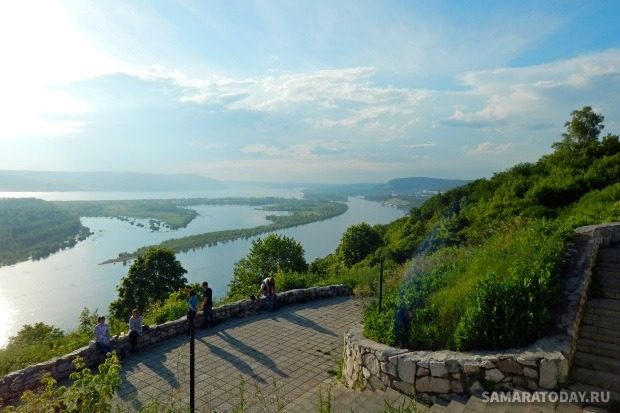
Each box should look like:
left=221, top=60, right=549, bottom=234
left=0, top=284, right=351, bottom=403
left=343, top=223, right=620, bottom=401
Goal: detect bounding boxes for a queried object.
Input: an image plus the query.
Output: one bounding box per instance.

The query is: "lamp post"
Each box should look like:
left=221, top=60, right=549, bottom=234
left=379, top=257, right=384, bottom=313
left=189, top=321, right=195, bottom=413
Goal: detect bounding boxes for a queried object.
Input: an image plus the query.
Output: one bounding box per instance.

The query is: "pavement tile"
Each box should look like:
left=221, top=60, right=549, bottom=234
left=113, top=296, right=362, bottom=411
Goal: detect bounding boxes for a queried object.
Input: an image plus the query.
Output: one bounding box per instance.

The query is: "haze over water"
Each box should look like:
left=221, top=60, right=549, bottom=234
left=0, top=188, right=403, bottom=347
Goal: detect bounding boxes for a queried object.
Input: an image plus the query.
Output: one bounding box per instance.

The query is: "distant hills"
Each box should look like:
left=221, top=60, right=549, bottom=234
left=0, top=170, right=469, bottom=196
left=301, top=177, right=470, bottom=198
left=0, top=171, right=226, bottom=192
left=374, top=177, right=471, bottom=195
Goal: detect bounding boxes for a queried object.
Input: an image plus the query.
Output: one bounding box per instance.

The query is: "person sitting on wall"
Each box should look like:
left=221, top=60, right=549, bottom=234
left=128, top=308, right=143, bottom=353
left=258, top=276, right=277, bottom=311
left=94, top=316, right=112, bottom=355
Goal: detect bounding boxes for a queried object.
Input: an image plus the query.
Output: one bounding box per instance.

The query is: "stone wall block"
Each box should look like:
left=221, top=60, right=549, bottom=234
left=363, top=353, right=380, bottom=376
left=462, top=362, right=481, bottom=375
left=380, top=361, right=397, bottom=377
left=416, top=376, right=450, bottom=394
left=450, top=379, right=464, bottom=393
left=397, top=356, right=417, bottom=384
left=496, top=358, right=523, bottom=375
left=393, top=379, right=415, bottom=396
left=484, top=368, right=504, bottom=383
left=429, top=361, right=449, bottom=378
left=539, top=359, right=559, bottom=389
left=417, top=367, right=429, bottom=377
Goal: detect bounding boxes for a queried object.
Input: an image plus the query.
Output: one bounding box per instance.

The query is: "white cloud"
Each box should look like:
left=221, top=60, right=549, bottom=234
left=402, top=142, right=437, bottom=148
left=132, top=65, right=428, bottom=139
left=241, top=141, right=342, bottom=160
left=465, top=142, right=513, bottom=156
left=447, top=49, right=620, bottom=127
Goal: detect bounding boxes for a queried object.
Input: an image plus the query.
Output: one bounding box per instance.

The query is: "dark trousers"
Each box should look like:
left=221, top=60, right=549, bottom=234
left=266, top=294, right=278, bottom=311
left=202, top=307, right=214, bottom=327
left=187, top=310, right=196, bottom=334
left=96, top=342, right=112, bottom=355
left=129, top=330, right=139, bottom=351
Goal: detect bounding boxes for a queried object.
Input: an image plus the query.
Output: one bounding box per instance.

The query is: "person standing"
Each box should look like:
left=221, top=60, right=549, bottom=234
left=201, top=281, right=214, bottom=328
left=128, top=308, right=143, bottom=353
left=187, top=289, right=198, bottom=335
left=94, top=316, right=112, bottom=355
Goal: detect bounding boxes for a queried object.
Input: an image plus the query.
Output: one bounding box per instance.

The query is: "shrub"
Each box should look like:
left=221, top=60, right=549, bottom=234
left=2, top=354, right=121, bottom=413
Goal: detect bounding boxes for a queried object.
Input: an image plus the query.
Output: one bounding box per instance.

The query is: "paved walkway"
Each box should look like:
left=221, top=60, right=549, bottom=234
left=114, top=296, right=366, bottom=412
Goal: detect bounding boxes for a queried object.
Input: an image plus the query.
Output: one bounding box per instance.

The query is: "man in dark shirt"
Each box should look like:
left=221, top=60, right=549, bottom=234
left=201, top=281, right=214, bottom=328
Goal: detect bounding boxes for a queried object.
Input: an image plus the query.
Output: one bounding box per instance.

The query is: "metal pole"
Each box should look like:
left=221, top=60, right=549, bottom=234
left=190, top=320, right=195, bottom=413
left=379, top=258, right=384, bottom=313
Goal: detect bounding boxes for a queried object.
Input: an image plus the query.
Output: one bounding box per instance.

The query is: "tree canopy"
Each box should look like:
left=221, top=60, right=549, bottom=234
left=338, top=222, right=383, bottom=267
left=552, top=105, right=605, bottom=152
left=109, top=247, right=187, bottom=320
left=228, top=233, right=307, bottom=298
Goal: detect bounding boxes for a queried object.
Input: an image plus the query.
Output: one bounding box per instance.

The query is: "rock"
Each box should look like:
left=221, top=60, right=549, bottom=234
left=539, top=359, right=559, bottom=389
left=496, top=358, right=523, bottom=375
left=484, top=368, right=504, bottom=383
left=523, top=367, right=538, bottom=379
left=397, top=357, right=417, bottom=384
left=416, top=376, right=450, bottom=394
left=430, top=361, right=449, bottom=377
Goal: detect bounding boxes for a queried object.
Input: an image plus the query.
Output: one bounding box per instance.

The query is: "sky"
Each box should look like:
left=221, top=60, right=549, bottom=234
left=0, top=1, right=619, bottom=183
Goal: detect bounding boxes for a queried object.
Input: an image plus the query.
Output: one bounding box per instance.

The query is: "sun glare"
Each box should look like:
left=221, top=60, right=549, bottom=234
left=0, top=291, right=16, bottom=348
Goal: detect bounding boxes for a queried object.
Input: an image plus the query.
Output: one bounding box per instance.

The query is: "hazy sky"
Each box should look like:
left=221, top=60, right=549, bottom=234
left=1, top=1, right=619, bottom=183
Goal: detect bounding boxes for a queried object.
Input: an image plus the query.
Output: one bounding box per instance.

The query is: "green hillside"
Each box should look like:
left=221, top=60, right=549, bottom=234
left=351, top=106, right=620, bottom=350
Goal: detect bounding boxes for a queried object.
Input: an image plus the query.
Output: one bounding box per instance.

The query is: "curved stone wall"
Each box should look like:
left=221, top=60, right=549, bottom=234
left=0, top=284, right=352, bottom=404
left=342, top=223, right=620, bottom=400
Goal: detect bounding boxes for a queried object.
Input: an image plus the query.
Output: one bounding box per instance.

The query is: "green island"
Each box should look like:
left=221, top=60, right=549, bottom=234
left=0, top=198, right=91, bottom=267
left=101, top=198, right=348, bottom=264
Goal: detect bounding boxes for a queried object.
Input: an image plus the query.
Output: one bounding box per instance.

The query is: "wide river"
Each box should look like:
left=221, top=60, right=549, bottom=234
left=0, top=187, right=404, bottom=347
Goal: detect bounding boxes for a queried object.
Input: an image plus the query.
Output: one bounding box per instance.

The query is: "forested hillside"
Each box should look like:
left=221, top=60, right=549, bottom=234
left=0, top=198, right=90, bottom=266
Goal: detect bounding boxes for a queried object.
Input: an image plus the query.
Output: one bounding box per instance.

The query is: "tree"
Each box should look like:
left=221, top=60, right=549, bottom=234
left=338, top=222, right=383, bottom=267
left=109, top=247, right=187, bottom=320
left=228, top=233, right=307, bottom=297
left=552, top=106, right=605, bottom=152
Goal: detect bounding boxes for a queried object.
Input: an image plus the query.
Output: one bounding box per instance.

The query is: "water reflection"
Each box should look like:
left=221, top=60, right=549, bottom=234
left=0, top=289, right=17, bottom=347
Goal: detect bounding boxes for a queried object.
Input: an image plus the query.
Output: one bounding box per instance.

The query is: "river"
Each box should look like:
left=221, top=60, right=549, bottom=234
left=0, top=189, right=404, bottom=347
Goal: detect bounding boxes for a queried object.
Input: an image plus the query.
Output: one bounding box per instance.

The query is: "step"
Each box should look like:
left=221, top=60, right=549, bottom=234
left=584, top=308, right=620, bottom=322
left=596, top=273, right=620, bottom=284
left=587, top=299, right=620, bottom=313
left=579, top=324, right=620, bottom=342
left=580, top=314, right=620, bottom=331
left=576, top=338, right=620, bottom=360
left=573, top=351, right=620, bottom=375
left=597, top=267, right=620, bottom=274
left=599, top=290, right=620, bottom=300
left=583, top=306, right=620, bottom=322
left=464, top=395, right=486, bottom=413
left=445, top=400, right=466, bottom=413
left=569, top=382, right=620, bottom=406
left=571, top=368, right=620, bottom=393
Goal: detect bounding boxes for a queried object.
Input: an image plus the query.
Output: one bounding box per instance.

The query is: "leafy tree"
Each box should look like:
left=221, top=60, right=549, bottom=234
left=109, top=247, right=187, bottom=320
left=228, top=233, right=307, bottom=297
left=8, top=323, right=65, bottom=347
left=552, top=106, right=605, bottom=152
left=338, top=222, right=383, bottom=267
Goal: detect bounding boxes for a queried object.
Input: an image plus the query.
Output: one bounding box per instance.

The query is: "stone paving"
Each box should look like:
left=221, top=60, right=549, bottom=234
left=114, top=296, right=365, bottom=412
